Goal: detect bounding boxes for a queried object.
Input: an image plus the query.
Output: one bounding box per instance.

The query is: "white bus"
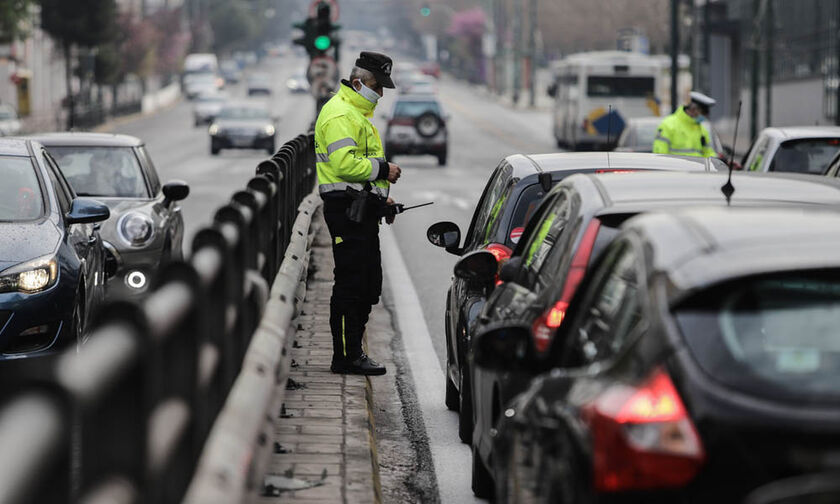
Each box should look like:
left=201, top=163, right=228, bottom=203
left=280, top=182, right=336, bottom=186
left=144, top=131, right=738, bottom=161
left=548, top=51, right=663, bottom=150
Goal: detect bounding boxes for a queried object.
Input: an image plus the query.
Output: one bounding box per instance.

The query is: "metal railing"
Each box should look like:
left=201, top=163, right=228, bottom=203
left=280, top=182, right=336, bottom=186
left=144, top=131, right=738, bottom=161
left=0, top=132, right=317, bottom=504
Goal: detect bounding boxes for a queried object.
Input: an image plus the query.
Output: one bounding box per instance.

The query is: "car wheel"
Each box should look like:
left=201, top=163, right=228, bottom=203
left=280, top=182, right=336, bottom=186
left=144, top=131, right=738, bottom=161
left=266, top=143, right=275, bottom=155
left=71, top=301, right=83, bottom=352
left=459, top=364, right=473, bottom=444
left=437, top=152, right=447, bottom=166
left=472, top=443, right=494, bottom=499
left=445, top=370, right=459, bottom=411
left=211, top=144, right=220, bottom=155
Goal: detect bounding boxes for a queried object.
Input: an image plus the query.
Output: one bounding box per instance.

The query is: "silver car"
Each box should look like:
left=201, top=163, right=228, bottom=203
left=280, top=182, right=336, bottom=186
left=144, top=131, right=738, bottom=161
left=743, top=126, right=840, bottom=174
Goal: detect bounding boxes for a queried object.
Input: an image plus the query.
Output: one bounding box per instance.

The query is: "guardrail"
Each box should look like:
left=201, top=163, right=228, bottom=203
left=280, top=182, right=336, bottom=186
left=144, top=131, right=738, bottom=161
left=0, top=132, right=317, bottom=504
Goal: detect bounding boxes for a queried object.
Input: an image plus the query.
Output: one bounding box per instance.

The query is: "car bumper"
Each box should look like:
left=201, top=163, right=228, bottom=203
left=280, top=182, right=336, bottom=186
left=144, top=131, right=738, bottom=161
left=0, top=281, right=75, bottom=360
left=212, top=134, right=274, bottom=150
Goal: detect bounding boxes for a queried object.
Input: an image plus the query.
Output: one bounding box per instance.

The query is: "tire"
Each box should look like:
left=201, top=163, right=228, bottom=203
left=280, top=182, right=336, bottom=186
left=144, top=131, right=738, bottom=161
left=459, top=364, right=474, bottom=444
left=266, top=144, right=275, bottom=155
left=211, top=143, right=220, bottom=155
left=70, top=300, right=83, bottom=352
left=472, top=443, right=494, bottom=499
left=437, top=152, right=447, bottom=166
left=445, top=372, right=459, bottom=411
left=415, top=112, right=442, bottom=138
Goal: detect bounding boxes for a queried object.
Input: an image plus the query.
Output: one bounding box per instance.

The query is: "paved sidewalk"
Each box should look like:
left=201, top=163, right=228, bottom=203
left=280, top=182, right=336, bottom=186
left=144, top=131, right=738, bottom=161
left=255, top=210, right=382, bottom=504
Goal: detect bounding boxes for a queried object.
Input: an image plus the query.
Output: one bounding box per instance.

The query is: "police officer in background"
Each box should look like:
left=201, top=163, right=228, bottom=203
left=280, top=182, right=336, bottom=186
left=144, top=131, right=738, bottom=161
left=653, top=91, right=719, bottom=158
left=315, top=51, right=401, bottom=376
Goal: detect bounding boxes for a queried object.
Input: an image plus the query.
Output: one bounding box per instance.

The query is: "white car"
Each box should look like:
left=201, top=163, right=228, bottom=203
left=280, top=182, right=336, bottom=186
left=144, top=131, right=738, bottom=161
left=0, top=104, right=22, bottom=137
left=184, top=72, right=223, bottom=100
left=743, top=126, right=840, bottom=174
left=192, top=91, right=228, bottom=126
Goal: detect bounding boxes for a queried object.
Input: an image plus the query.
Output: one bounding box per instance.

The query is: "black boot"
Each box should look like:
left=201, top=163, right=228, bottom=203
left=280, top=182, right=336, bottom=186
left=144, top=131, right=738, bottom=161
left=331, top=353, right=386, bottom=376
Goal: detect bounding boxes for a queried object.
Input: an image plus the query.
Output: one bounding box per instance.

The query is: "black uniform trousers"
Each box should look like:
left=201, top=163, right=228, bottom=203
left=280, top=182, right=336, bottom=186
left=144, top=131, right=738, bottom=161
left=322, top=194, right=382, bottom=363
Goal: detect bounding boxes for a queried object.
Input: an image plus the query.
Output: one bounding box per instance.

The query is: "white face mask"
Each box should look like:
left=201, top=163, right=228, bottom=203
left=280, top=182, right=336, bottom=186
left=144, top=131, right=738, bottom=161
left=353, top=79, right=381, bottom=104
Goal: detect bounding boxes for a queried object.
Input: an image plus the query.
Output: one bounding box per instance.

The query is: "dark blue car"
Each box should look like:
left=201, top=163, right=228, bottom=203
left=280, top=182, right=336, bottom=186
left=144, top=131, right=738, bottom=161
left=0, top=138, right=110, bottom=359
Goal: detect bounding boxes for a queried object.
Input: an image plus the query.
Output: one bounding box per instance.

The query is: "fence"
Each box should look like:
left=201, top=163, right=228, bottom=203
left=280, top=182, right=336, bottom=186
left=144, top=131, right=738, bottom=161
left=0, top=131, right=318, bottom=504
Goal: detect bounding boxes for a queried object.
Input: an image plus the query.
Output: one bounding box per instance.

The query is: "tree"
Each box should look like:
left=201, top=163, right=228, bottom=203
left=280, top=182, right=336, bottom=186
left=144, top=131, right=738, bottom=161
left=0, top=0, right=34, bottom=44
left=207, top=0, right=255, bottom=54
left=39, top=0, right=117, bottom=128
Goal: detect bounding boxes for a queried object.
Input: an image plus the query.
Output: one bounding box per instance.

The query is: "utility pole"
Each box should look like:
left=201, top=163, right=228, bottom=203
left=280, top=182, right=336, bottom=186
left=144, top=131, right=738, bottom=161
left=765, top=0, right=773, bottom=127
left=750, top=0, right=760, bottom=141
left=670, top=0, right=679, bottom=112
left=836, top=0, right=840, bottom=125
left=512, top=0, right=522, bottom=105
left=528, top=0, right=536, bottom=107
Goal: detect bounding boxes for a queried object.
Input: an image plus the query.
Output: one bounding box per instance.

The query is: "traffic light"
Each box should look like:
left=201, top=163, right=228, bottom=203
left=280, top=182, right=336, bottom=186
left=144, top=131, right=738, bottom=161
left=420, top=5, right=431, bottom=16
left=292, top=1, right=340, bottom=59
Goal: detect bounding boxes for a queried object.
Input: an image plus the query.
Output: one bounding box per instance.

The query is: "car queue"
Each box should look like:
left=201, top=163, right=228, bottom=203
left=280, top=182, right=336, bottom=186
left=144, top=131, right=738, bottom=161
left=428, top=140, right=840, bottom=501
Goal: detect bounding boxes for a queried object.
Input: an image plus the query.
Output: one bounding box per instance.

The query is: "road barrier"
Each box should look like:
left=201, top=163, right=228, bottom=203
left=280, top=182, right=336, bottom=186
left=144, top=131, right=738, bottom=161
left=0, top=132, right=318, bottom=504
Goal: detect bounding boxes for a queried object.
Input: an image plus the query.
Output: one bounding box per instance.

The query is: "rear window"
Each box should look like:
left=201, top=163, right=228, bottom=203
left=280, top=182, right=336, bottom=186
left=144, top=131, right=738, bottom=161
left=676, top=272, right=840, bottom=403
left=393, top=101, right=440, bottom=118
left=770, top=138, right=840, bottom=175
left=587, top=76, right=655, bottom=97
left=0, top=155, right=44, bottom=221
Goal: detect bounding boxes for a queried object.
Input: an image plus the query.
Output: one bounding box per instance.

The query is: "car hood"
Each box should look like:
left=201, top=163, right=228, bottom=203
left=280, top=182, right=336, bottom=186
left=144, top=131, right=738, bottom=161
left=0, top=220, right=61, bottom=271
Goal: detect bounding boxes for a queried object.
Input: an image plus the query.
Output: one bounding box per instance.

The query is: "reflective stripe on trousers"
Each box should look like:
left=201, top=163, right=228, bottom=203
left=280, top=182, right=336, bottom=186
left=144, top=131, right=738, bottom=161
left=319, top=182, right=389, bottom=198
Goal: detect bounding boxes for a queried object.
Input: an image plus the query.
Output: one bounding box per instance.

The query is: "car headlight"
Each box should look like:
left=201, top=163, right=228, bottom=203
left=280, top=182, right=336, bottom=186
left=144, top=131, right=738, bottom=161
left=118, top=212, right=154, bottom=247
left=0, top=256, right=58, bottom=294
left=263, top=124, right=275, bottom=136
left=208, top=124, right=220, bottom=136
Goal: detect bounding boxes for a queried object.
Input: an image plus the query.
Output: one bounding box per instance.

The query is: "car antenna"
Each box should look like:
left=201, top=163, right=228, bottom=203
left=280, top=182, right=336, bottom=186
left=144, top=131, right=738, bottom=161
left=606, top=104, right=613, bottom=168
left=721, top=100, right=742, bottom=205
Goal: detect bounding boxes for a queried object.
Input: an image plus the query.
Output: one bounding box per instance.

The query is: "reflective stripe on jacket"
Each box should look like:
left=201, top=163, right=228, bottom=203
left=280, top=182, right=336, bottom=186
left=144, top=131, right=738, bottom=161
left=315, top=81, right=390, bottom=198
left=652, top=106, right=717, bottom=158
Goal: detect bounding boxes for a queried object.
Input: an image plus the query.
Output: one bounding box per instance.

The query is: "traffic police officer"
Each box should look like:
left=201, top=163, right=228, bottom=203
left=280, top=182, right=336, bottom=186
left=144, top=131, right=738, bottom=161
left=315, top=51, right=401, bottom=376
left=653, top=91, right=718, bottom=158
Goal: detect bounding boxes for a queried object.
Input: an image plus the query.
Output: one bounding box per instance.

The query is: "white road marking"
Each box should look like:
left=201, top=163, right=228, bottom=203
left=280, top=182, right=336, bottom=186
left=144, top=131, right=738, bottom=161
left=380, top=225, right=485, bottom=504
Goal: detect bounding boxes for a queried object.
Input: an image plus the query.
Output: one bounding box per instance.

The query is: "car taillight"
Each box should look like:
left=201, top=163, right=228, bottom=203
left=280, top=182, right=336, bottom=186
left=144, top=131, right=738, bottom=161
left=530, top=219, right=601, bottom=353
left=582, top=368, right=705, bottom=493
left=485, top=243, right=512, bottom=286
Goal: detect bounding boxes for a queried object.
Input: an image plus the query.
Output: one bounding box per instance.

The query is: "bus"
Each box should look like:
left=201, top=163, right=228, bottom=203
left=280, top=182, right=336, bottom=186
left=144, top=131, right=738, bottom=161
left=548, top=51, right=663, bottom=151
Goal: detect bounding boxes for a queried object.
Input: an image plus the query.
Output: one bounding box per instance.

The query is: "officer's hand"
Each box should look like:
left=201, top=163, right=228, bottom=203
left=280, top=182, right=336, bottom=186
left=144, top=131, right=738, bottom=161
left=385, top=197, right=396, bottom=225
left=387, top=163, right=401, bottom=183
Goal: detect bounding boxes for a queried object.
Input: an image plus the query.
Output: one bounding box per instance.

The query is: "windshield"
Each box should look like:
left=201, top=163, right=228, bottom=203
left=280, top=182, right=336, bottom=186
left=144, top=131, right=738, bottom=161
left=676, top=272, right=840, bottom=403
left=770, top=138, right=840, bottom=175
left=393, top=101, right=441, bottom=118
left=49, top=146, right=148, bottom=198
left=587, top=76, right=655, bottom=97
left=185, top=73, right=216, bottom=84
left=217, top=106, right=270, bottom=120
left=197, top=94, right=226, bottom=103
left=0, top=156, right=44, bottom=221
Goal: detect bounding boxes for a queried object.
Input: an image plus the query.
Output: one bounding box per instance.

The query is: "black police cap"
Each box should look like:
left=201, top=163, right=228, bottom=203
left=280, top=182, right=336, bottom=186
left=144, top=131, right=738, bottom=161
left=355, top=51, right=395, bottom=89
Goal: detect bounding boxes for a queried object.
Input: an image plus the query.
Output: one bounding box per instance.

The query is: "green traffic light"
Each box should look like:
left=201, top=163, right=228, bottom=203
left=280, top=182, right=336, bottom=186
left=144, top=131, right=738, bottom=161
left=314, top=35, right=331, bottom=50
left=420, top=7, right=431, bottom=16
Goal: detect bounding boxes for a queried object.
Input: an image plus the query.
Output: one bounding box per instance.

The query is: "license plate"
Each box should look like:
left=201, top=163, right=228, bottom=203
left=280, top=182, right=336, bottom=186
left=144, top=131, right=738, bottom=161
left=231, top=137, right=253, bottom=147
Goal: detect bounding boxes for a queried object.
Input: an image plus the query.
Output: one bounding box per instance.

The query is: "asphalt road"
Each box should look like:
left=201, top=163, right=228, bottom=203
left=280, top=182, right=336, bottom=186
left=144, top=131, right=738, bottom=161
left=105, top=53, right=556, bottom=503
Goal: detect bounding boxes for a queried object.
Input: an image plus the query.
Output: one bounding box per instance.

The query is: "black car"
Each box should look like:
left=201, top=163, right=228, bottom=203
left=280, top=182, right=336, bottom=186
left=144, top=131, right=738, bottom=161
left=209, top=102, right=277, bottom=155
left=384, top=95, right=448, bottom=165
left=31, top=133, right=189, bottom=299
left=474, top=206, right=840, bottom=503
left=426, top=153, right=720, bottom=445
left=459, top=169, right=840, bottom=498
left=0, top=138, right=110, bottom=359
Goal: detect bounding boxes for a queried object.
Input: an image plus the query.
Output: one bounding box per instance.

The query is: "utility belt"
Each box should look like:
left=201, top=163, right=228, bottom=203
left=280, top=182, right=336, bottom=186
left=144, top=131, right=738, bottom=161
left=322, top=184, right=387, bottom=223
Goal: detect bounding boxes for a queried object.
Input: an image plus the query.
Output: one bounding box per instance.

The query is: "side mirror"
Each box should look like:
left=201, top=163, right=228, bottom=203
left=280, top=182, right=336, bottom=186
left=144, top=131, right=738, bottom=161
left=162, top=180, right=190, bottom=206
left=66, top=198, right=110, bottom=225
left=427, top=221, right=461, bottom=254
left=473, top=323, right=535, bottom=371
left=499, top=256, right=523, bottom=283
left=454, top=250, right=497, bottom=282
left=547, top=83, right=558, bottom=98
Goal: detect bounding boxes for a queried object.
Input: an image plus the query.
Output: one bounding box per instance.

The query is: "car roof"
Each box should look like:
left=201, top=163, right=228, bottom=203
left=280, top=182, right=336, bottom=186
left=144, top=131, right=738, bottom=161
left=759, top=126, right=840, bottom=140
left=525, top=152, right=719, bottom=173
left=586, top=171, right=840, bottom=208
left=26, top=132, right=143, bottom=147
left=625, top=206, right=840, bottom=302
left=0, top=138, right=32, bottom=156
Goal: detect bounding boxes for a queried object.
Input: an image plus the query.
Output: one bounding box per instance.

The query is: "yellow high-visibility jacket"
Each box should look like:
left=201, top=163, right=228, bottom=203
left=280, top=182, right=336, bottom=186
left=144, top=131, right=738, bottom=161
left=315, top=81, right=390, bottom=198
left=653, top=106, right=717, bottom=158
